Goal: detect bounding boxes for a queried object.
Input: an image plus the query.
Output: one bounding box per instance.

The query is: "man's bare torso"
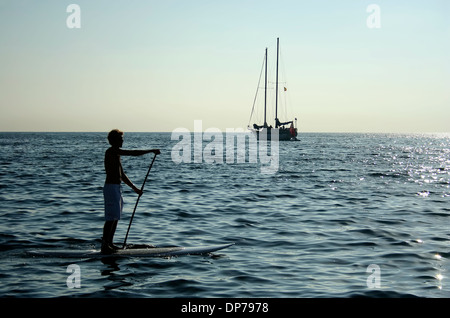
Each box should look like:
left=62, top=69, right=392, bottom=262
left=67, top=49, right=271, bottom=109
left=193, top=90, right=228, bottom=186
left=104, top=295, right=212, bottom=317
left=104, top=147, right=122, bottom=184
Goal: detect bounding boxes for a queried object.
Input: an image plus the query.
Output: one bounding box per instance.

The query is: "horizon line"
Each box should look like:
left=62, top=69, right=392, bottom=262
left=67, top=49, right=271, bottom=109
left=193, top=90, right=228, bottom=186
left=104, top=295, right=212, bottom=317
left=1, top=131, right=449, bottom=135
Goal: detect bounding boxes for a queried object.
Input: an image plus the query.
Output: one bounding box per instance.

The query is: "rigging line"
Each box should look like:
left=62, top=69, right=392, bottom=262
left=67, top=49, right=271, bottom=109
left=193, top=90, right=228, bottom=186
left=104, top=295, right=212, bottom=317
left=248, top=52, right=266, bottom=127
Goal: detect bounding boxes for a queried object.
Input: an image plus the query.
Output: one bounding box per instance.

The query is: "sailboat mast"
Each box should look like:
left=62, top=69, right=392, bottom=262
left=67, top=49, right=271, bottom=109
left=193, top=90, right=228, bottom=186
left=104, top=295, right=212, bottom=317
left=264, top=47, right=268, bottom=128
left=275, top=37, right=279, bottom=128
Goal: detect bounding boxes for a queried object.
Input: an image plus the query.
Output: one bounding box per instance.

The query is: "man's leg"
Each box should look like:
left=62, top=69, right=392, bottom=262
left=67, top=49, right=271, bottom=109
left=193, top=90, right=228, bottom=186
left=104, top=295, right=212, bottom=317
left=109, top=220, right=119, bottom=248
left=102, top=220, right=118, bottom=253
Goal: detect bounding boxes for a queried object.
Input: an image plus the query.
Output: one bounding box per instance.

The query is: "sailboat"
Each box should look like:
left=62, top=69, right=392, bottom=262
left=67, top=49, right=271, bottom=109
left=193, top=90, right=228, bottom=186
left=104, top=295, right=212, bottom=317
left=248, top=38, right=298, bottom=141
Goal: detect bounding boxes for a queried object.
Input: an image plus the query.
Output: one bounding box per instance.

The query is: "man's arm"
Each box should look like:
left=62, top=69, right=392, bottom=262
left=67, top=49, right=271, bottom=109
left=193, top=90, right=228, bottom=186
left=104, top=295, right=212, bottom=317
left=120, top=165, right=142, bottom=195
left=118, top=149, right=160, bottom=156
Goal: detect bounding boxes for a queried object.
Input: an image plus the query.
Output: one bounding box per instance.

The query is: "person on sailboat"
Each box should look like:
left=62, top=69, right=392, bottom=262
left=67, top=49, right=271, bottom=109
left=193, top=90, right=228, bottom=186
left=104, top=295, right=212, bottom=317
left=275, top=118, right=293, bottom=128
left=289, top=123, right=295, bottom=137
left=102, top=129, right=160, bottom=254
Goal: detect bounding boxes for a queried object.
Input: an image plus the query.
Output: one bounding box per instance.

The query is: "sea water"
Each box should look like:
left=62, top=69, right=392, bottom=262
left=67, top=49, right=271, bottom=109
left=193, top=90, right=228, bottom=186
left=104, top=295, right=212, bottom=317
left=0, top=132, right=449, bottom=298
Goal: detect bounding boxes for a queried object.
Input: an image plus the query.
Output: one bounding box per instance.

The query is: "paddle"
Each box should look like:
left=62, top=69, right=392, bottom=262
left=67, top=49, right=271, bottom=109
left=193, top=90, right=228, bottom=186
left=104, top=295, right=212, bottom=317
left=122, top=152, right=158, bottom=249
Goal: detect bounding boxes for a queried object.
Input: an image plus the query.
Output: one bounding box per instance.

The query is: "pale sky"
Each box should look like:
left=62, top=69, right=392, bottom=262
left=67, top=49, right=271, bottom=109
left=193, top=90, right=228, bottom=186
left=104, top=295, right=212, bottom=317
left=0, top=0, right=449, bottom=133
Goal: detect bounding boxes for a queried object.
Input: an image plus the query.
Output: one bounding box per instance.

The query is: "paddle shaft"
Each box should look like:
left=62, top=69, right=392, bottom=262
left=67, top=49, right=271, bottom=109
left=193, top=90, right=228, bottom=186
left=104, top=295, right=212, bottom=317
left=122, top=153, right=157, bottom=248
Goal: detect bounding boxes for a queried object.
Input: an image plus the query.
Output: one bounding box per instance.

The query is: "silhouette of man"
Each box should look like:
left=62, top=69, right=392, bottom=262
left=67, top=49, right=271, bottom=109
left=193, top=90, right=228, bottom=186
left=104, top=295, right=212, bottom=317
left=102, top=129, right=160, bottom=254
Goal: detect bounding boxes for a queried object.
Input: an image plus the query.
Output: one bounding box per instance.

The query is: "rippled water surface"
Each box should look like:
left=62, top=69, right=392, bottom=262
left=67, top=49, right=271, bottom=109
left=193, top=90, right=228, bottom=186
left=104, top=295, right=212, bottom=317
left=0, top=132, right=449, bottom=298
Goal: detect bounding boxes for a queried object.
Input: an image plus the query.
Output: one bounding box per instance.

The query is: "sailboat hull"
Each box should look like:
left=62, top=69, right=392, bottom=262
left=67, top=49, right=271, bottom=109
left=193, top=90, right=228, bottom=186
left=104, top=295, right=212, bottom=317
left=252, top=127, right=298, bottom=141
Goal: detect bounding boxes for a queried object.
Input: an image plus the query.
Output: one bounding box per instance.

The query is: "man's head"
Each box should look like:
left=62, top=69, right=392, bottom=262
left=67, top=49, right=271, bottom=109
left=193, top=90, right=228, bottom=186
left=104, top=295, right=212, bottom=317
left=108, top=129, right=124, bottom=147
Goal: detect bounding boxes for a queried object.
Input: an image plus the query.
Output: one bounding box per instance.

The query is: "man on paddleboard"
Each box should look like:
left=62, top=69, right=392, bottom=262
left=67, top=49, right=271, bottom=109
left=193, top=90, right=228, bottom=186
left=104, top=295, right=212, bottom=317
left=102, top=129, right=160, bottom=254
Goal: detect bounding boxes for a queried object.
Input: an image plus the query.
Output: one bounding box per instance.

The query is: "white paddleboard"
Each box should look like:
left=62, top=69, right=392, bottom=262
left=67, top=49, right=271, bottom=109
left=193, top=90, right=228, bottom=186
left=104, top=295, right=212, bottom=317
left=28, top=243, right=234, bottom=258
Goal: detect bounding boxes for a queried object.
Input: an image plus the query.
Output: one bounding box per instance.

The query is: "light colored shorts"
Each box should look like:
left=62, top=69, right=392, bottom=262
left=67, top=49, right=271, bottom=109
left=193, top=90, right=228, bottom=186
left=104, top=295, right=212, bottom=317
left=103, top=183, right=123, bottom=221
